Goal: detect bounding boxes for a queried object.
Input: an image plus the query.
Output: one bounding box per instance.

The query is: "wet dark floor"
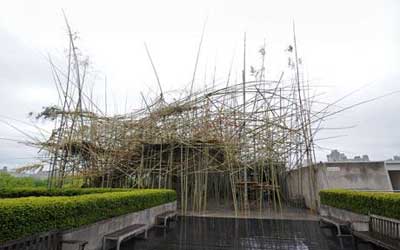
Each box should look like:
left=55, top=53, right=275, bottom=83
left=121, top=216, right=370, bottom=250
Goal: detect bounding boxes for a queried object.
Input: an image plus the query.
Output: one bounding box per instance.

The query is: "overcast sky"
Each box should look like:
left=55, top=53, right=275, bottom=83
left=0, top=0, right=399, bottom=168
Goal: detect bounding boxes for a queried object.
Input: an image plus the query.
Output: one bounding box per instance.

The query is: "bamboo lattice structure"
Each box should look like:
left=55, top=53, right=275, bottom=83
left=34, top=19, right=327, bottom=214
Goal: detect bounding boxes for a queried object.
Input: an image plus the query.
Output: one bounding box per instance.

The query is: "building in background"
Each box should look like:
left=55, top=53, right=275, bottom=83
left=326, top=150, right=369, bottom=162
left=387, top=155, right=400, bottom=161
left=327, top=150, right=348, bottom=162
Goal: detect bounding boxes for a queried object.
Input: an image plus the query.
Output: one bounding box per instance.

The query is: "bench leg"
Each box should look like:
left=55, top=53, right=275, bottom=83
left=144, top=229, right=148, bottom=239
left=102, top=238, right=106, bottom=250
left=352, top=236, right=359, bottom=250
left=336, top=224, right=342, bottom=236
left=116, top=239, right=121, bottom=250
left=78, top=243, right=87, bottom=250
left=338, top=237, right=344, bottom=249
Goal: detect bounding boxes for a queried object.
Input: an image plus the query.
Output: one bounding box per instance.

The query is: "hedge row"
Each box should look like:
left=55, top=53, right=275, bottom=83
left=320, top=189, right=400, bottom=220
left=0, top=187, right=130, bottom=198
left=0, top=189, right=176, bottom=243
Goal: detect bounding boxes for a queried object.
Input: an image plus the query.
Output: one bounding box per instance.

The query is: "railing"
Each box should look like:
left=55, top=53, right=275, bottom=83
left=0, top=231, right=59, bottom=250
left=370, top=214, right=400, bottom=240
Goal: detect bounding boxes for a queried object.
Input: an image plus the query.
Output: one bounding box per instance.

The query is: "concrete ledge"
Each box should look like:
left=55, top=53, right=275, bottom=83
left=61, top=201, right=176, bottom=250
left=319, top=204, right=369, bottom=231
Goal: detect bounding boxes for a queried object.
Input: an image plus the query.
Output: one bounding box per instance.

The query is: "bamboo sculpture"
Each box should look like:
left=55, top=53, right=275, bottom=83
left=34, top=19, right=324, bottom=214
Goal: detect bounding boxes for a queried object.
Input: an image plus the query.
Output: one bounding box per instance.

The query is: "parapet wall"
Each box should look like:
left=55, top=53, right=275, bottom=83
left=285, top=161, right=392, bottom=209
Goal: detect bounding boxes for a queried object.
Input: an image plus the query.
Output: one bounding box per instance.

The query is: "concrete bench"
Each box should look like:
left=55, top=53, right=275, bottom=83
left=156, top=211, right=178, bottom=228
left=60, top=240, right=88, bottom=250
left=352, top=214, right=400, bottom=250
left=319, top=216, right=351, bottom=236
left=102, top=224, right=148, bottom=250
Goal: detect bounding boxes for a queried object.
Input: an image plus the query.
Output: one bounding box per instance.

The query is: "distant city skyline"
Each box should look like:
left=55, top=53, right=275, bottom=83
left=326, top=149, right=370, bottom=162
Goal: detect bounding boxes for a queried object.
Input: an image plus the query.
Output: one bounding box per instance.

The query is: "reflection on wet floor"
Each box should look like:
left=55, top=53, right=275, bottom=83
left=121, top=216, right=369, bottom=250
left=183, top=206, right=319, bottom=221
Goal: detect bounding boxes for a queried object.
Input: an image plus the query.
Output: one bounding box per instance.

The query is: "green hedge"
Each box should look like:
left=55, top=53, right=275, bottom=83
left=320, top=189, right=400, bottom=220
left=0, top=189, right=176, bottom=243
left=0, top=187, right=130, bottom=198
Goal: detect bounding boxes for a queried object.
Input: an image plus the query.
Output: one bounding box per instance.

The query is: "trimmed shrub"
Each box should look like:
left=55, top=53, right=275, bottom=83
left=320, top=189, right=400, bottom=220
left=0, top=187, right=130, bottom=198
left=0, top=189, right=176, bottom=243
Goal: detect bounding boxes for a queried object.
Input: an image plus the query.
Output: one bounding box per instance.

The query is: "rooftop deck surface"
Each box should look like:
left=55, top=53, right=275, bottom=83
left=121, top=216, right=367, bottom=250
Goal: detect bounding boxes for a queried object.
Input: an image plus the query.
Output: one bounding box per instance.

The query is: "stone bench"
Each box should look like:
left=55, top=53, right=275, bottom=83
left=319, top=216, right=351, bottom=236
left=156, top=211, right=178, bottom=228
left=102, top=224, right=148, bottom=250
